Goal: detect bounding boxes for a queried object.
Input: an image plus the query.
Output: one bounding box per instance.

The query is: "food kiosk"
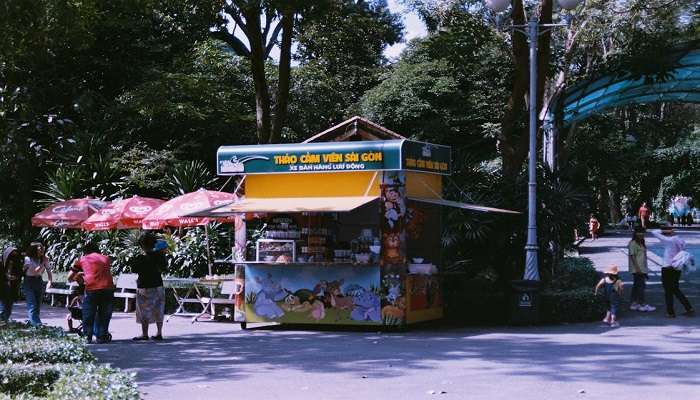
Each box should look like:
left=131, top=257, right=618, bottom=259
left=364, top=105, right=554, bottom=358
left=191, top=117, right=514, bottom=327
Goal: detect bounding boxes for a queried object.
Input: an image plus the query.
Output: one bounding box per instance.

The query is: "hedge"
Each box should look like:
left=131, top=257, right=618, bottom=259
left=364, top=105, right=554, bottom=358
left=0, top=325, right=94, bottom=364
left=442, top=257, right=607, bottom=324
left=540, top=288, right=607, bottom=323
left=0, top=323, right=139, bottom=400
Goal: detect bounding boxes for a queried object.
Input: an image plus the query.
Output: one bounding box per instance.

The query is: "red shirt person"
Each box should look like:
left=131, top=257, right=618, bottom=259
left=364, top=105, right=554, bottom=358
left=68, top=243, right=114, bottom=343
left=638, top=202, right=650, bottom=228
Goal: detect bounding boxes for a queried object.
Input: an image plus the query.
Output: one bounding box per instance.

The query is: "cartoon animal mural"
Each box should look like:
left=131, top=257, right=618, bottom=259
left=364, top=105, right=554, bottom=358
left=349, top=287, right=381, bottom=322
left=327, top=279, right=354, bottom=311
left=380, top=172, right=407, bottom=268
left=254, top=273, right=287, bottom=319
left=281, top=289, right=326, bottom=321
left=382, top=232, right=404, bottom=265
left=381, top=274, right=406, bottom=324
left=245, top=265, right=382, bottom=325
left=384, top=186, right=406, bottom=230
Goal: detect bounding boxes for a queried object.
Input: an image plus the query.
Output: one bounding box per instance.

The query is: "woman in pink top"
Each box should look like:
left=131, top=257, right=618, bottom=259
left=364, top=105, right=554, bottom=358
left=68, top=242, right=114, bottom=343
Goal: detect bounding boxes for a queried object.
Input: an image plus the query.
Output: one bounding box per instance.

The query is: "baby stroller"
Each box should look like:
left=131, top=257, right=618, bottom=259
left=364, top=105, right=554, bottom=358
left=67, top=295, right=84, bottom=336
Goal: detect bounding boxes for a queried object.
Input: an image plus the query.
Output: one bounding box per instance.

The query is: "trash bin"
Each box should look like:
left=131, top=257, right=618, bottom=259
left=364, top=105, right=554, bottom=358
left=510, top=280, right=540, bottom=325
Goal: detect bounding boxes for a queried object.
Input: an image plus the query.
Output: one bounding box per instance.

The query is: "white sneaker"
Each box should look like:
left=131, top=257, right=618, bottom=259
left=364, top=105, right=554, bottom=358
left=641, top=304, right=656, bottom=312
left=630, top=303, right=640, bottom=311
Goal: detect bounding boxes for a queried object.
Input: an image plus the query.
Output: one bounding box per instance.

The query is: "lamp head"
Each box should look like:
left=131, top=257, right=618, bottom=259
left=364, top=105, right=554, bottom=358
left=485, top=0, right=510, bottom=13
left=558, top=0, right=583, bottom=10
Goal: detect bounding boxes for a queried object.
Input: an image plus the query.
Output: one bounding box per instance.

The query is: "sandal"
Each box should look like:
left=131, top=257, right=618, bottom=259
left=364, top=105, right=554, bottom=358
left=132, top=335, right=149, bottom=341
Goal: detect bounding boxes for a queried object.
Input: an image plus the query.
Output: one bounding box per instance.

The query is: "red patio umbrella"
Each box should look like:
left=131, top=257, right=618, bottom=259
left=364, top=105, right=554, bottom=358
left=31, top=198, right=107, bottom=229
left=142, top=189, right=239, bottom=277
left=141, top=189, right=238, bottom=230
left=82, top=196, right=166, bottom=231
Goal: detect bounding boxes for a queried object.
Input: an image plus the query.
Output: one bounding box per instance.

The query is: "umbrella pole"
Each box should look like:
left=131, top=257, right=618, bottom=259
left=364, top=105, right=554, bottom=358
left=205, top=224, right=213, bottom=277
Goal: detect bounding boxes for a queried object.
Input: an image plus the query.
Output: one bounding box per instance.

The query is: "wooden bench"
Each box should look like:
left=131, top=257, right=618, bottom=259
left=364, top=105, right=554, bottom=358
left=45, top=282, right=79, bottom=307
left=113, top=273, right=138, bottom=312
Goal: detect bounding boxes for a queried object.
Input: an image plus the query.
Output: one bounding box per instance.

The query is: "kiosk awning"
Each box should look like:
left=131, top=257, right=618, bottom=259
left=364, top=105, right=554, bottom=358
left=408, top=197, right=521, bottom=214
left=186, top=196, right=379, bottom=216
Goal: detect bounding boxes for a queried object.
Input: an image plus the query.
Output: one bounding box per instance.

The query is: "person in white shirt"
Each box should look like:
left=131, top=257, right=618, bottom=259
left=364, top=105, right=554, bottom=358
left=650, top=227, right=694, bottom=318
left=23, top=242, right=53, bottom=327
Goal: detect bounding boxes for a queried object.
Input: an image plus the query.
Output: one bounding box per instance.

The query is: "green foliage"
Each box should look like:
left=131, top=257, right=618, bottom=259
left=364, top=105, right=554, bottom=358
left=0, top=323, right=138, bottom=399
left=541, top=288, right=608, bottom=323
left=166, top=160, right=219, bottom=196
left=169, top=224, right=232, bottom=277
left=45, top=364, right=140, bottom=400
left=111, top=146, right=176, bottom=198
left=360, top=8, right=511, bottom=158
left=548, top=257, right=601, bottom=291
left=0, top=324, right=94, bottom=364
left=539, top=257, right=605, bottom=323
left=288, top=0, right=403, bottom=139
left=39, top=225, right=231, bottom=278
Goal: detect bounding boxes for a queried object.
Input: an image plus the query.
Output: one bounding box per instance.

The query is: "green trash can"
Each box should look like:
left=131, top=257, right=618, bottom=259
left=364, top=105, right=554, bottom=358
left=510, top=280, right=540, bottom=325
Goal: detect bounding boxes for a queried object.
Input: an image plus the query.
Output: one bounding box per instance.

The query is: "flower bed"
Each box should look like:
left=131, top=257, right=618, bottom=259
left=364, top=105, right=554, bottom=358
left=0, top=323, right=139, bottom=399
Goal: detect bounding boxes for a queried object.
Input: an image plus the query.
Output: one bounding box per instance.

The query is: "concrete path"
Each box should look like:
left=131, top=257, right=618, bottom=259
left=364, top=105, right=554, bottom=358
left=12, top=230, right=699, bottom=400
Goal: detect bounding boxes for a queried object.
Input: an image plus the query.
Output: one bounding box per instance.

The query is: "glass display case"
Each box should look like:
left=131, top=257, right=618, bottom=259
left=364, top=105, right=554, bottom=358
left=255, top=239, right=296, bottom=263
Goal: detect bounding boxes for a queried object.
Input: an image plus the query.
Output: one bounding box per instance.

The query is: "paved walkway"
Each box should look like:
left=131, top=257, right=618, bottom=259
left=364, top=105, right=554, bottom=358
left=12, top=230, right=700, bottom=400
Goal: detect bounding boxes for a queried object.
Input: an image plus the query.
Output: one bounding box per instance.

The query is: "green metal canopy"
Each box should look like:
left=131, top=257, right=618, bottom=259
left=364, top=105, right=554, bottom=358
left=558, top=43, right=700, bottom=126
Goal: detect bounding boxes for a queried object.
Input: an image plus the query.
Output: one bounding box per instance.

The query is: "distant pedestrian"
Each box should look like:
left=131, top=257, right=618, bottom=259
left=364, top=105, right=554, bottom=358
left=595, top=265, right=624, bottom=327
left=624, top=206, right=635, bottom=231
left=23, top=242, right=53, bottom=327
left=131, top=233, right=168, bottom=341
left=1, top=247, right=23, bottom=321
left=68, top=242, right=114, bottom=343
left=589, top=215, right=600, bottom=240
left=628, top=227, right=655, bottom=312
left=650, top=226, right=694, bottom=318
left=638, top=202, right=650, bottom=229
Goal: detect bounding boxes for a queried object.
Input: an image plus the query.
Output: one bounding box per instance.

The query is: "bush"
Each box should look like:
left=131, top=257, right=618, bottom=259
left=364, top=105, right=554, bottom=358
left=0, top=363, right=61, bottom=395
left=541, top=288, right=607, bottom=323
left=46, top=364, right=140, bottom=400
left=0, top=324, right=94, bottom=364
left=549, top=257, right=601, bottom=291
left=0, top=363, right=139, bottom=400
left=0, top=324, right=139, bottom=399
left=442, top=274, right=509, bottom=324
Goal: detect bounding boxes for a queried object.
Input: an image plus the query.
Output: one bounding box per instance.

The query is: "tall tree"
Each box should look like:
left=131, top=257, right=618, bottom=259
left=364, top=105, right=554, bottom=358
left=212, top=0, right=306, bottom=144
left=289, top=0, right=403, bottom=138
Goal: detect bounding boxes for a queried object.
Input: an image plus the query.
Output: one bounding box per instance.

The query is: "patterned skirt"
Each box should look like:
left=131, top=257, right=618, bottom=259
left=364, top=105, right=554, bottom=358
left=135, top=286, right=165, bottom=325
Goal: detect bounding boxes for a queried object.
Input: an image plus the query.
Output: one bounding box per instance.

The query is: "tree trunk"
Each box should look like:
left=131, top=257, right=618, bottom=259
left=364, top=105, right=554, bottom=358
left=608, top=188, right=622, bottom=224
left=499, top=0, right=529, bottom=178
left=242, top=7, right=272, bottom=144
left=270, top=9, right=294, bottom=144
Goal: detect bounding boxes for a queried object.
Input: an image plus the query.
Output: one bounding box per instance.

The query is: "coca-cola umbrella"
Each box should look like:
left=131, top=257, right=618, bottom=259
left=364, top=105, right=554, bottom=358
left=142, top=189, right=239, bottom=276
left=32, top=198, right=107, bottom=229
left=141, top=189, right=237, bottom=229
left=82, top=196, right=165, bottom=231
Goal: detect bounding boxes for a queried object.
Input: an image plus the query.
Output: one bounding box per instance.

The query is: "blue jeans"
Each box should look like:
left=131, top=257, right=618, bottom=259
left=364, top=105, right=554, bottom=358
left=630, top=273, right=646, bottom=304
left=0, top=280, right=20, bottom=321
left=23, top=276, right=44, bottom=326
left=82, top=289, right=114, bottom=340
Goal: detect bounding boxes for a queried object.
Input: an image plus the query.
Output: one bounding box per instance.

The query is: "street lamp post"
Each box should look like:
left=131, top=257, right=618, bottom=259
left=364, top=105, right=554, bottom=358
left=485, top=0, right=582, bottom=322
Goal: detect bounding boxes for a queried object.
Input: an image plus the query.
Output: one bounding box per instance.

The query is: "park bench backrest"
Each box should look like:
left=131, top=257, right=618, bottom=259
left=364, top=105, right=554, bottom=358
left=116, top=273, right=138, bottom=290
left=220, top=280, right=237, bottom=298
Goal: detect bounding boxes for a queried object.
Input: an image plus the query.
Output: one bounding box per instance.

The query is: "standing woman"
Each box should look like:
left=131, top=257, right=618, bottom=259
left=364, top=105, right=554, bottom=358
left=132, top=233, right=167, bottom=341
left=23, top=242, right=53, bottom=327
left=1, top=247, right=24, bottom=321
left=628, top=228, right=655, bottom=312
